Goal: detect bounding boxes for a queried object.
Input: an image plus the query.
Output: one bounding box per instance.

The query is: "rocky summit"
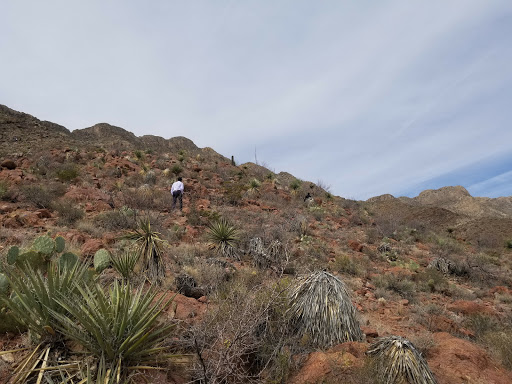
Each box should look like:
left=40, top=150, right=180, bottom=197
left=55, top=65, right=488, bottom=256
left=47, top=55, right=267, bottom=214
left=1, top=104, right=512, bottom=384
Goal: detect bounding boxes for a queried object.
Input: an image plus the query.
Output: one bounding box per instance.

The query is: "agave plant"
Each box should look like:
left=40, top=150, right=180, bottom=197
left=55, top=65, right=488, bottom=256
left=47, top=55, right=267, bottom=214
left=50, top=281, right=175, bottom=370
left=123, top=218, right=166, bottom=283
left=367, top=336, right=437, bottom=384
left=287, top=270, right=363, bottom=348
left=206, top=218, right=240, bottom=258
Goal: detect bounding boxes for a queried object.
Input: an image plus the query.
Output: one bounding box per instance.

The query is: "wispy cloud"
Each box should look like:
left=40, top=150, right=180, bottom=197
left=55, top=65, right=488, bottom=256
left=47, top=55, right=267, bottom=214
left=1, top=1, right=511, bottom=199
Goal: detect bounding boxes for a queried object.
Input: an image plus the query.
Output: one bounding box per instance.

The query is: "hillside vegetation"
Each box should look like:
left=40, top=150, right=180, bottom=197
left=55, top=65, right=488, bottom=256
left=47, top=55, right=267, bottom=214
left=1, top=104, right=512, bottom=383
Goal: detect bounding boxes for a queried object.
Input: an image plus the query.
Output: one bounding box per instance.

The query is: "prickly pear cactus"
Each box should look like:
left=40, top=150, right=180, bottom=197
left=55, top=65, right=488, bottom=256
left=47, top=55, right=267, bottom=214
left=32, top=235, right=55, bottom=255
left=59, top=252, right=78, bottom=269
left=55, top=236, right=66, bottom=253
left=0, top=273, right=9, bottom=295
left=17, top=251, right=46, bottom=269
left=94, top=249, right=110, bottom=273
left=7, top=246, right=19, bottom=265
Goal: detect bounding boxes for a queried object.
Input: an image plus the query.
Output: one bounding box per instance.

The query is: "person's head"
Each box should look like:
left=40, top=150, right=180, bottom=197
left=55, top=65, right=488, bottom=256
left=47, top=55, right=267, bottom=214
left=178, top=177, right=182, bottom=182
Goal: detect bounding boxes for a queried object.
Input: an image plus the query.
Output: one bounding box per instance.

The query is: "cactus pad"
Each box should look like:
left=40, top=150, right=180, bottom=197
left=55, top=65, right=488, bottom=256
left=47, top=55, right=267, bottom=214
left=94, top=249, right=111, bottom=273
left=7, top=246, right=19, bottom=265
left=32, top=235, right=55, bottom=255
left=59, top=252, right=78, bottom=269
left=17, top=251, right=45, bottom=269
left=55, top=236, right=66, bottom=253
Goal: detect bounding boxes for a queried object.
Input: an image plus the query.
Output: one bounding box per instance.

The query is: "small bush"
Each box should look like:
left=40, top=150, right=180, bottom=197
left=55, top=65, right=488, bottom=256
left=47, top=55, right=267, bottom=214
left=21, top=183, right=67, bottom=209
left=55, top=163, right=79, bottom=181
left=374, top=273, right=417, bottom=302
left=53, top=200, right=85, bottom=226
left=93, top=209, right=135, bottom=231
left=171, top=164, right=183, bottom=175
left=206, top=218, right=240, bottom=258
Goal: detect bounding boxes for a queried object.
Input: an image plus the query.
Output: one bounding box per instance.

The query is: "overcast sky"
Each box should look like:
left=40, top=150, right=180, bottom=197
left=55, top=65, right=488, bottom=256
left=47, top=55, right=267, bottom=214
left=2, top=1, right=512, bottom=200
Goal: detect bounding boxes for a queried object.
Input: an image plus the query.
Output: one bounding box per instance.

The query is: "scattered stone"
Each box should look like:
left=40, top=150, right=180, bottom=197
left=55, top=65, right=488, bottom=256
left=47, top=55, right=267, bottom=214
left=0, top=160, right=16, bottom=170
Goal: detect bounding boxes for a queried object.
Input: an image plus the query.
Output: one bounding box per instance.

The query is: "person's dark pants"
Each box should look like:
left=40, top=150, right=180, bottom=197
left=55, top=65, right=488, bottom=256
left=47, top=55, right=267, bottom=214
left=172, top=191, right=183, bottom=211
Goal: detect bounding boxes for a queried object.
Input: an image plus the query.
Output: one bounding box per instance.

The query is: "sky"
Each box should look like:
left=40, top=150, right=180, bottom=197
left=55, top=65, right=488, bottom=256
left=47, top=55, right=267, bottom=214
left=1, top=1, right=512, bottom=200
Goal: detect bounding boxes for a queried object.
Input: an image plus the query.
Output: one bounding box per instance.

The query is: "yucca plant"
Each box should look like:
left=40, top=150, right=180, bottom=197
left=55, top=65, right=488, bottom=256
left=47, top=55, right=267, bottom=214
left=123, top=218, right=165, bottom=283
left=1, top=261, right=92, bottom=383
left=287, top=270, right=363, bottom=348
left=111, top=250, right=140, bottom=280
left=206, top=218, right=240, bottom=258
left=50, top=281, right=176, bottom=371
left=1, top=260, right=91, bottom=342
left=367, top=336, right=437, bottom=384
left=247, top=178, right=261, bottom=195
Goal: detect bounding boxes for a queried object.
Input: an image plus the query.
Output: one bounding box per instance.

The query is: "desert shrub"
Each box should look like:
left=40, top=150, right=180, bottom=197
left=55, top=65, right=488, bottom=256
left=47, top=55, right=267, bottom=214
left=53, top=199, right=85, bottom=226
left=55, top=163, right=79, bottom=181
left=374, top=273, right=417, bottom=302
left=93, top=209, right=135, bottom=230
left=367, top=336, right=437, bottom=384
left=287, top=271, right=363, bottom=348
left=182, top=258, right=232, bottom=294
left=190, top=278, right=290, bottom=384
left=416, top=268, right=449, bottom=294
left=222, top=182, right=246, bottom=206
left=0, top=181, right=15, bottom=201
left=171, top=164, right=183, bottom=175
left=506, top=240, right=512, bottom=249
left=463, top=313, right=499, bottom=340
left=21, top=182, right=67, bottom=209
left=247, top=178, right=261, bottom=195
left=331, top=254, right=367, bottom=277
left=409, top=331, right=438, bottom=359
left=483, top=330, right=512, bottom=369
left=144, top=170, right=156, bottom=184
left=289, top=179, right=302, bottom=193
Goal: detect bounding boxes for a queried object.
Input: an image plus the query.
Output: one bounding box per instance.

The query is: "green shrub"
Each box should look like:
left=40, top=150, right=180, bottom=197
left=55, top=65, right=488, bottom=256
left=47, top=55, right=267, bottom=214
left=21, top=183, right=67, bottom=209
left=288, top=270, right=363, bottom=348
left=55, top=163, right=79, bottom=181
left=289, top=179, right=302, bottom=193
left=111, top=251, right=139, bottom=280
left=171, top=164, right=183, bottom=175
left=53, top=199, right=85, bottom=225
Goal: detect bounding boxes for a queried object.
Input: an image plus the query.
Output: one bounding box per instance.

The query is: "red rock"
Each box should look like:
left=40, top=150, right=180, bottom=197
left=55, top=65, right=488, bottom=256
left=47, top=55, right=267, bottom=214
left=428, top=332, right=512, bottom=384
left=447, top=300, right=494, bottom=315
left=2, top=216, right=21, bottom=228
left=0, top=204, right=14, bottom=214
left=197, top=296, right=208, bottom=303
left=35, top=209, right=52, bottom=219
left=399, top=299, right=409, bottom=306
left=348, top=240, right=363, bottom=252
left=170, top=293, right=207, bottom=323
left=1, top=160, right=16, bottom=170
left=81, top=239, right=104, bottom=257
left=19, top=212, right=42, bottom=226
left=361, top=326, right=379, bottom=338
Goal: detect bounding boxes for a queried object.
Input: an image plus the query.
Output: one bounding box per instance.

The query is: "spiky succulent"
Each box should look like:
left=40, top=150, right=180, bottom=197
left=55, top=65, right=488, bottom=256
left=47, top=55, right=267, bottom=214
left=206, top=218, right=240, bottom=258
left=123, top=218, right=165, bottom=283
left=288, top=270, right=363, bottom=348
left=50, top=281, right=175, bottom=368
left=367, top=336, right=437, bottom=384
left=111, top=251, right=140, bottom=280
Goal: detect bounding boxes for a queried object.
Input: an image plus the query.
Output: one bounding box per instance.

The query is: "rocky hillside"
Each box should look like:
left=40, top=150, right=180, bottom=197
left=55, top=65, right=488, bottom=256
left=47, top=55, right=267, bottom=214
left=1, top=104, right=512, bottom=384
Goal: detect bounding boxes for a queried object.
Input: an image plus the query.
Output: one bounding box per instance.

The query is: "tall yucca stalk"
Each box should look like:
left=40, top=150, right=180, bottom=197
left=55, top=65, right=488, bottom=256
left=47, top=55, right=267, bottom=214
left=206, top=218, right=240, bottom=258
left=50, top=281, right=175, bottom=369
left=123, top=218, right=165, bottom=283
left=288, top=270, right=363, bottom=348
left=367, top=336, right=437, bottom=384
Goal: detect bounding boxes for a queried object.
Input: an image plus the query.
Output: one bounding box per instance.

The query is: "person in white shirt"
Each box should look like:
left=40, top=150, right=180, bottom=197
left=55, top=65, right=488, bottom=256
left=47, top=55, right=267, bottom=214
left=171, top=177, right=184, bottom=211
